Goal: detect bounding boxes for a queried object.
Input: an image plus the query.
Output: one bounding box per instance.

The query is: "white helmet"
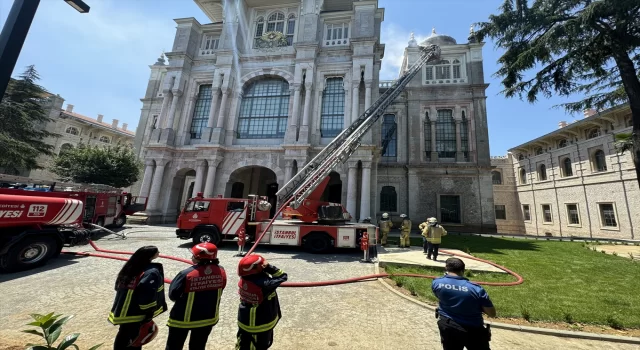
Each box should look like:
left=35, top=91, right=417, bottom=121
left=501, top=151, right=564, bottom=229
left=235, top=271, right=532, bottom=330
left=382, top=213, right=389, bottom=219
left=400, top=214, right=407, bottom=218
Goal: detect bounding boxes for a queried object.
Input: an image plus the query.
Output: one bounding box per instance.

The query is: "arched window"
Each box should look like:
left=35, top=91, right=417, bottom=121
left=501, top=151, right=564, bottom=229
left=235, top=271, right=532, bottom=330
left=238, top=78, right=289, bottom=139
left=519, top=168, right=527, bottom=184
left=286, top=14, right=296, bottom=45
left=538, top=164, right=547, bottom=181
left=380, top=186, right=397, bottom=212
left=562, top=157, right=573, bottom=177
left=424, top=112, right=432, bottom=159
left=587, top=128, right=601, bottom=139
left=267, top=12, right=285, bottom=34
left=99, top=136, right=111, bottom=144
left=535, top=147, right=544, bottom=155
left=435, top=60, right=451, bottom=80
left=381, top=114, right=397, bottom=160
left=59, top=143, right=74, bottom=155
left=436, top=109, right=456, bottom=158
left=558, top=139, right=568, bottom=148
left=594, top=150, right=607, bottom=172
left=452, top=59, right=461, bottom=79
left=189, top=84, right=212, bottom=139
left=255, top=16, right=264, bottom=39
left=65, top=126, right=79, bottom=135
left=518, top=154, right=524, bottom=161
left=492, top=171, right=502, bottom=185
left=460, top=111, right=469, bottom=160
left=425, top=58, right=465, bottom=83
left=320, top=77, right=345, bottom=138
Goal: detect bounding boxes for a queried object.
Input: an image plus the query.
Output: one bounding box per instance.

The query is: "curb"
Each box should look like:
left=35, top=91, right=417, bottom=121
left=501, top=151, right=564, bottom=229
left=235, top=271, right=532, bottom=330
left=374, top=263, right=640, bottom=345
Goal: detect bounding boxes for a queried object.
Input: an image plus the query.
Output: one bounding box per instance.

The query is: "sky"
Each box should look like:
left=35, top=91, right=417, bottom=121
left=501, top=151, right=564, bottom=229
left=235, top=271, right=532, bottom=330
left=0, top=0, right=583, bottom=156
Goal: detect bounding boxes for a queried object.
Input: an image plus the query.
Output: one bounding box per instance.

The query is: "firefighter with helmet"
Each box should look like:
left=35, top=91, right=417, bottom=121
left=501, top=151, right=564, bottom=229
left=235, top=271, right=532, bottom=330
left=236, top=254, right=288, bottom=349
left=379, top=213, right=393, bottom=246
left=399, top=214, right=412, bottom=248
left=165, top=242, right=227, bottom=350
left=422, top=217, right=448, bottom=261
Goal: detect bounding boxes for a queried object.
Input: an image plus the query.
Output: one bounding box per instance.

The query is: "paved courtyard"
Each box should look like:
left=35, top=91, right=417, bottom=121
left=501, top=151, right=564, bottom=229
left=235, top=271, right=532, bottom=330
left=0, top=226, right=636, bottom=349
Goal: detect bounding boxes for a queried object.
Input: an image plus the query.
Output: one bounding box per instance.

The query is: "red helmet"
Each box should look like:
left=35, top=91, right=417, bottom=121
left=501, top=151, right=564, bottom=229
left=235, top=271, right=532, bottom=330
left=238, top=254, right=266, bottom=277
left=191, top=242, right=218, bottom=260
left=130, top=320, right=158, bottom=347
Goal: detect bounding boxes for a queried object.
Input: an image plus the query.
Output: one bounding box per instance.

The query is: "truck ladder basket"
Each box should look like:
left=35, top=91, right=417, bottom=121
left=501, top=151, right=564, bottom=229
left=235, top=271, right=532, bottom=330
left=276, top=44, right=441, bottom=210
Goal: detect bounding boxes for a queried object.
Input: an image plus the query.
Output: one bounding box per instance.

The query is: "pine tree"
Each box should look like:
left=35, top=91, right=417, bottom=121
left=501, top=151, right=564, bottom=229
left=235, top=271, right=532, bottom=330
left=475, top=0, right=640, bottom=187
left=0, top=65, right=56, bottom=173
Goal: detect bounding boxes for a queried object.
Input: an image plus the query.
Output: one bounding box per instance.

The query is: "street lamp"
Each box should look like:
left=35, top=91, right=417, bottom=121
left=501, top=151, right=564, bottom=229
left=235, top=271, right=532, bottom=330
left=0, top=0, right=90, bottom=99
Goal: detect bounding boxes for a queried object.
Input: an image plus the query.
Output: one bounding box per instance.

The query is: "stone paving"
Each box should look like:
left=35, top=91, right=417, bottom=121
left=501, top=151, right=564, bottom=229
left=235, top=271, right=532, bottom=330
left=0, top=225, right=637, bottom=350
left=378, top=246, right=506, bottom=273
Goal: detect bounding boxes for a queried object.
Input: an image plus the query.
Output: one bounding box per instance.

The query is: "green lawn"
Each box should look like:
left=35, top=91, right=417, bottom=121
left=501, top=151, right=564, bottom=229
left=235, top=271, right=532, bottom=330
left=384, top=235, right=640, bottom=329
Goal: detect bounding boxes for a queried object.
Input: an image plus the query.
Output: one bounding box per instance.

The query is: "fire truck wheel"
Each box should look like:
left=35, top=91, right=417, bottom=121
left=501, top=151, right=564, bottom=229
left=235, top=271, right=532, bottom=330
left=0, top=236, right=56, bottom=272
left=95, top=217, right=105, bottom=229
left=113, top=214, right=127, bottom=228
left=304, top=233, right=332, bottom=254
left=192, top=229, right=221, bottom=245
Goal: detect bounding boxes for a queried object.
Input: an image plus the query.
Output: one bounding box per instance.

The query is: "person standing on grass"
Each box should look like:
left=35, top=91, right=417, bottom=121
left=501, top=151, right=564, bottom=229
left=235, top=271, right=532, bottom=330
left=432, top=258, right=496, bottom=350
left=422, top=217, right=447, bottom=261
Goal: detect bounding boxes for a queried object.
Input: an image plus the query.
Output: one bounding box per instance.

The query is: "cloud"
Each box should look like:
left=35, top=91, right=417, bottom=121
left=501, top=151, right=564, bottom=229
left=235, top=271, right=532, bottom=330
left=379, top=23, right=427, bottom=81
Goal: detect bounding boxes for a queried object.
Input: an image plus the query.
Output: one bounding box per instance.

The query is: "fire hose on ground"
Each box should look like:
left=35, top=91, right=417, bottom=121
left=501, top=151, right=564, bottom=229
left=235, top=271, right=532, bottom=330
left=61, top=201, right=524, bottom=287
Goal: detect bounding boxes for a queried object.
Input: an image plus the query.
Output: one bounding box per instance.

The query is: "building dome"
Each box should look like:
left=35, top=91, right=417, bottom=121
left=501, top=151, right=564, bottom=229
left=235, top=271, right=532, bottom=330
left=420, top=28, right=457, bottom=46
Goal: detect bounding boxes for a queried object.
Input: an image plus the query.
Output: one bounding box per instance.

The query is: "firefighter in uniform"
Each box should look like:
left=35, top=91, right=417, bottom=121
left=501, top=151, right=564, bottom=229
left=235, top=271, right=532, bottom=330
left=109, top=246, right=167, bottom=350
left=432, top=258, right=496, bottom=350
left=165, top=243, right=227, bottom=350
left=399, top=214, right=412, bottom=248
left=422, top=217, right=448, bottom=261
left=379, top=213, right=393, bottom=246
left=236, top=254, right=288, bottom=350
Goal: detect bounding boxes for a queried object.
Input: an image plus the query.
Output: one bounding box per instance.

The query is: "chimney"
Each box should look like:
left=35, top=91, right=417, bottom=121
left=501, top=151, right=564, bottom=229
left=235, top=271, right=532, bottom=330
left=112, top=119, right=119, bottom=128
left=66, top=104, right=74, bottom=113
left=583, top=108, right=597, bottom=118
left=97, top=114, right=104, bottom=123
left=122, top=123, right=128, bottom=131
left=558, top=121, right=568, bottom=129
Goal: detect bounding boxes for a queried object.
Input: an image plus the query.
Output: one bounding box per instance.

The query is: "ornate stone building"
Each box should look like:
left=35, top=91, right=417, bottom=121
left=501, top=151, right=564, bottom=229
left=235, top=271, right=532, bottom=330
left=492, top=105, right=639, bottom=239
left=133, top=0, right=496, bottom=232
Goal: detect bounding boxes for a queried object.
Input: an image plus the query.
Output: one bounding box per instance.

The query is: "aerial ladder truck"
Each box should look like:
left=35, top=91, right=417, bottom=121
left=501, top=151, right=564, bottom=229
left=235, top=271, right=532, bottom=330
left=176, top=44, right=441, bottom=253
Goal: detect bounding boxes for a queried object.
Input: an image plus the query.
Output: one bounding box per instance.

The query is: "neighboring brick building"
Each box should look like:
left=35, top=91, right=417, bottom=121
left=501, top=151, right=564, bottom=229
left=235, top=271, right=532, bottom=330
left=492, top=104, right=638, bottom=239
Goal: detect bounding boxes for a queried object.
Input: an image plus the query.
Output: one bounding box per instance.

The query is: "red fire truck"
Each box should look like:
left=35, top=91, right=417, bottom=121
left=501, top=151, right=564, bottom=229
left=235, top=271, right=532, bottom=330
left=0, top=175, right=147, bottom=228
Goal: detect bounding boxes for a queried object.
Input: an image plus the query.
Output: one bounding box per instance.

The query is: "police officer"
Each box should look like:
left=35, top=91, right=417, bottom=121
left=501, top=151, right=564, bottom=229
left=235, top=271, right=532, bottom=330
left=432, top=258, right=496, bottom=350
left=422, top=217, right=448, bottom=261
left=236, top=254, right=288, bottom=350
left=165, top=243, right=227, bottom=350
left=399, top=214, right=411, bottom=248
left=379, top=213, right=393, bottom=246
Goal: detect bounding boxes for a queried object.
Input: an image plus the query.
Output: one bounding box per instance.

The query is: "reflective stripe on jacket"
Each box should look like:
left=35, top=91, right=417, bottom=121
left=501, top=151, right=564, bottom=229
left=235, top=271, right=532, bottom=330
left=237, top=265, right=288, bottom=333
left=379, top=219, right=393, bottom=233
left=167, top=263, right=227, bottom=329
left=108, top=263, right=167, bottom=325
left=422, top=225, right=447, bottom=244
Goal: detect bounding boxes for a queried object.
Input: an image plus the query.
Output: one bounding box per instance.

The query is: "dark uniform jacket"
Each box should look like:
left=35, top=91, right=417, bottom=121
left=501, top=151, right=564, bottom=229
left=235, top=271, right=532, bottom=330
left=109, top=262, right=168, bottom=325
left=237, top=265, right=288, bottom=333
left=167, top=263, right=227, bottom=329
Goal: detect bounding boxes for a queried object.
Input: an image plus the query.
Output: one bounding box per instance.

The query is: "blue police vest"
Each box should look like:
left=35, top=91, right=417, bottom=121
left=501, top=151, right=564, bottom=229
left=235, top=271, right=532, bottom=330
left=431, top=274, right=493, bottom=327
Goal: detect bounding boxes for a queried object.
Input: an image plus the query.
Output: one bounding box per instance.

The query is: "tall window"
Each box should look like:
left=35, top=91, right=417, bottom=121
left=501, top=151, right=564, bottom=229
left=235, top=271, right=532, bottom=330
left=460, top=111, right=469, bottom=160
left=492, top=171, right=502, bottom=185
left=65, top=126, right=79, bottom=135
left=535, top=147, right=544, bottom=155
left=542, top=204, right=552, bottom=223
left=436, top=60, right=451, bottom=79
left=380, top=186, right=397, bottom=212
left=286, top=15, right=296, bottom=45
left=381, top=114, right=397, bottom=160
left=452, top=59, right=461, bottom=79
left=99, top=136, right=110, bottom=144
left=320, top=78, right=345, bottom=138
left=254, top=12, right=294, bottom=48
left=594, top=150, right=607, bottom=172
left=425, top=58, right=465, bottom=83
left=562, top=157, right=573, bottom=177
left=519, top=168, right=527, bottom=184
left=189, top=84, right=212, bottom=139
left=558, top=139, right=568, bottom=148
left=587, top=128, right=601, bottom=139
left=238, top=79, right=290, bottom=139
left=325, top=23, right=350, bottom=46
left=255, top=17, right=265, bottom=41
left=200, top=34, right=219, bottom=55
left=566, top=204, right=580, bottom=225
left=538, top=164, right=547, bottom=181
left=440, top=195, right=461, bottom=223
left=267, top=12, right=285, bottom=33
left=495, top=205, right=506, bottom=220
left=436, top=109, right=456, bottom=158
left=424, top=113, right=432, bottom=158
left=522, top=205, right=531, bottom=221
left=599, top=203, right=617, bottom=227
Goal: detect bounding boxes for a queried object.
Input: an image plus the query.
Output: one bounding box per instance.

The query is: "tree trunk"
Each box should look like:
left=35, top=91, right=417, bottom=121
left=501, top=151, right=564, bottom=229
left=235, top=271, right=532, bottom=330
left=612, top=51, right=640, bottom=189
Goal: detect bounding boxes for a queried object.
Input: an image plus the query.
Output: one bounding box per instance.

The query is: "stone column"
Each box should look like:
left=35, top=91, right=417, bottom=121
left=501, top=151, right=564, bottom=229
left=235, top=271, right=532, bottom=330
left=359, top=161, right=372, bottom=221
left=138, top=160, right=155, bottom=198
left=302, top=82, right=312, bottom=126
left=364, top=81, right=372, bottom=111
left=203, top=159, right=221, bottom=198
left=455, top=120, right=463, bottom=162
left=158, top=93, right=172, bottom=128
left=291, top=85, right=301, bottom=128
left=216, top=89, right=229, bottom=129
left=351, top=84, right=360, bottom=123
left=165, top=90, right=182, bottom=129
left=207, top=87, right=220, bottom=128
left=284, top=160, right=294, bottom=184
left=146, top=160, right=167, bottom=211
left=191, top=160, right=206, bottom=197
left=346, top=161, right=358, bottom=221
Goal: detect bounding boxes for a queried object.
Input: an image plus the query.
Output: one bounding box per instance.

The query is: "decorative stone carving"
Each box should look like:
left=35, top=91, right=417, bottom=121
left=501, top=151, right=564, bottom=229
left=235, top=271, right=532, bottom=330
left=254, top=31, right=289, bottom=50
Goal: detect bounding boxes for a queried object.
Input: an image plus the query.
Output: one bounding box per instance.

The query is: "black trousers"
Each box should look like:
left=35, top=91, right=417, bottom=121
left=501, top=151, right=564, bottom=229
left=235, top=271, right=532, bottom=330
left=165, top=325, right=214, bottom=350
left=236, top=329, right=274, bottom=350
left=114, top=322, right=143, bottom=350
left=437, top=317, right=490, bottom=350
left=427, top=242, right=440, bottom=260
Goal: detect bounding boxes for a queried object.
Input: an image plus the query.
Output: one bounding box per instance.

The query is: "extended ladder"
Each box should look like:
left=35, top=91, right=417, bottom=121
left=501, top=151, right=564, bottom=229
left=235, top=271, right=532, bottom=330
left=276, top=44, right=441, bottom=210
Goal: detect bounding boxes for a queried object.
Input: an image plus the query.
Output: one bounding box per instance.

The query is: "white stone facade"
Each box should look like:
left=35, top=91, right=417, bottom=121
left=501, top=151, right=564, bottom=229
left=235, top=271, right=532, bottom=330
left=492, top=105, right=638, bottom=239
left=133, top=0, right=496, bottom=231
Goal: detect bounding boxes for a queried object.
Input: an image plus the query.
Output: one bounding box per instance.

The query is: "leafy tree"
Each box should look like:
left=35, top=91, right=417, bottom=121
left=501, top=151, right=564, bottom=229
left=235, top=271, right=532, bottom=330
left=476, top=0, right=640, bottom=187
left=0, top=65, right=56, bottom=173
left=51, top=144, right=142, bottom=188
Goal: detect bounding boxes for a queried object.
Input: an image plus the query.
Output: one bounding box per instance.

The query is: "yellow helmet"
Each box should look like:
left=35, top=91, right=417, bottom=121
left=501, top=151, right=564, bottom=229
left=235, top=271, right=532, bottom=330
left=427, top=217, right=437, bottom=223
left=382, top=213, right=389, bottom=219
